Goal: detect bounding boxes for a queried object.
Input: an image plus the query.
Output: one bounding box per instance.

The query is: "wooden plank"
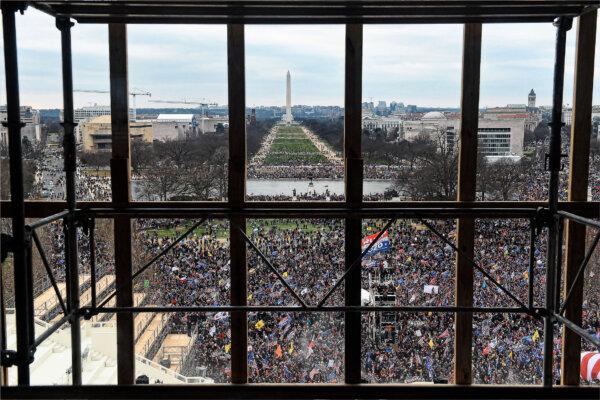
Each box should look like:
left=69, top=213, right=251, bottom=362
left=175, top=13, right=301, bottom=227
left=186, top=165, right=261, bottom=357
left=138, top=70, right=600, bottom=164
left=227, top=23, right=247, bottom=384
left=561, top=10, right=597, bottom=386
left=3, top=382, right=598, bottom=400
left=108, top=22, right=135, bottom=385
left=344, top=23, right=363, bottom=384
left=454, top=22, right=481, bottom=385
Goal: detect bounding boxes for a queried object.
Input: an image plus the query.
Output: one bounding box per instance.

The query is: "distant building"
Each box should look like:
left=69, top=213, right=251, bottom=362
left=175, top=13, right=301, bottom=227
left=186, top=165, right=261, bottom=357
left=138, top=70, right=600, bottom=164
left=562, top=108, right=573, bottom=126
left=65, top=105, right=139, bottom=143
left=81, top=115, right=152, bottom=152
left=483, top=105, right=540, bottom=132
left=403, top=112, right=458, bottom=149
left=362, top=116, right=403, bottom=132
left=475, top=119, right=524, bottom=156
left=406, top=104, right=418, bottom=113
left=152, top=114, right=197, bottom=141
left=74, top=104, right=112, bottom=120
left=197, top=116, right=229, bottom=134
left=0, top=105, right=41, bottom=146
left=364, top=111, right=524, bottom=156
left=483, top=90, right=542, bottom=132
left=528, top=89, right=536, bottom=108
left=73, top=105, right=112, bottom=143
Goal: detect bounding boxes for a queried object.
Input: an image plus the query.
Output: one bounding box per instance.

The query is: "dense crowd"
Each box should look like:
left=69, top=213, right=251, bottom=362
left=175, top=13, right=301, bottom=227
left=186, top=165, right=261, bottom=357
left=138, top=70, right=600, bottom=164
left=247, top=165, right=405, bottom=180
left=128, top=215, right=599, bottom=384
left=4, top=137, right=599, bottom=386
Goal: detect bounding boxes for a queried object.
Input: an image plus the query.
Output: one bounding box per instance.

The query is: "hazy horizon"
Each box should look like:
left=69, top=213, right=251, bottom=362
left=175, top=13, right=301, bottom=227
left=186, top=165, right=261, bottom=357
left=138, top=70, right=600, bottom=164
left=0, top=8, right=598, bottom=109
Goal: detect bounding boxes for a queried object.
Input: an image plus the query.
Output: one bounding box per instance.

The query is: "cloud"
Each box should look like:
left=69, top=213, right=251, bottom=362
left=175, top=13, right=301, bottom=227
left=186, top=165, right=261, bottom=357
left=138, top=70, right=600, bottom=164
left=1, top=8, right=598, bottom=108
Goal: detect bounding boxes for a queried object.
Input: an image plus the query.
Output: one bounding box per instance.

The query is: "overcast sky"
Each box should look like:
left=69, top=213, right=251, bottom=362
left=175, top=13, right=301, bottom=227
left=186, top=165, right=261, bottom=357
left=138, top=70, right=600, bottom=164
left=0, top=8, right=598, bottom=109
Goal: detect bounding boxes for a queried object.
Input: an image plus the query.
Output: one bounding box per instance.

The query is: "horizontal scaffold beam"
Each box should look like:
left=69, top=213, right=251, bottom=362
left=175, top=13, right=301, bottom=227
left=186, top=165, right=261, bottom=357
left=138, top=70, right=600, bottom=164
left=29, top=1, right=599, bottom=24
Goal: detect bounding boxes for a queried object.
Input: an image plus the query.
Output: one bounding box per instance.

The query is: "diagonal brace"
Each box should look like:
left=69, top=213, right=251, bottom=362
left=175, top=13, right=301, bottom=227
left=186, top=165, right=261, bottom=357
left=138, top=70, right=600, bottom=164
left=31, top=229, right=68, bottom=317
left=317, top=218, right=396, bottom=308
left=96, top=218, right=207, bottom=311
left=238, top=227, right=308, bottom=309
left=559, top=229, right=600, bottom=316
left=553, top=312, right=600, bottom=350
left=418, top=218, right=530, bottom=312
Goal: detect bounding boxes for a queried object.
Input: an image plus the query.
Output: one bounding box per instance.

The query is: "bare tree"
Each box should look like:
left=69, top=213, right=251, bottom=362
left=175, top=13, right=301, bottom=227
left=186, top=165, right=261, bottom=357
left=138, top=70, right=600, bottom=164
left=138, top=162, right=184, bottom=201
left=395, top=132, right=458, bottom=200
left=485, top=158, right=529, bottom=201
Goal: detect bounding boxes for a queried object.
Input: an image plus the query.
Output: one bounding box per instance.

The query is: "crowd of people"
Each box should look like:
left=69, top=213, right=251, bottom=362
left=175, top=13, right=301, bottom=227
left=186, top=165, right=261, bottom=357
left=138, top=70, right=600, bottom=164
left=3, top=133, right=599, bottom=386
left=122, top=215, right=599, bottom=384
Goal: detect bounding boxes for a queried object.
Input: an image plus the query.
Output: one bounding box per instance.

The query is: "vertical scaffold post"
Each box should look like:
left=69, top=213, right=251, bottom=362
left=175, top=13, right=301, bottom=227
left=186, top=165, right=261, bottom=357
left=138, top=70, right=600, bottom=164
left=57, top=16, right=82, bottom=385
left=561, top=10, right=596, bottom=386
left=344, top=23, right=363, bottom=385
left=228, top=23, right=248, bottom=384
left=543, top=16, right=572, bottom=388
left=1, top=2, right=31, bottom=386
left=108, top=23, right=135, bottom=385
left=454, top=22, right=481, bottom=385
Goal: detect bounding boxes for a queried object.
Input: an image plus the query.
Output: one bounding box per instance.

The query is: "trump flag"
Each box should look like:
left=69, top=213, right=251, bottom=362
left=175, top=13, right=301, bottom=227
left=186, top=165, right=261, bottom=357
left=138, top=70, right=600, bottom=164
left=361, top=230, right=390, bottom=256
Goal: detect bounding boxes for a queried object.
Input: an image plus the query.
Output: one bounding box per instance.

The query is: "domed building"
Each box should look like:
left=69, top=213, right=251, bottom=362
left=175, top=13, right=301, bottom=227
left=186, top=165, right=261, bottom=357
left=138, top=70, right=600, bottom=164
left=421, top=111, right=447, bottom=121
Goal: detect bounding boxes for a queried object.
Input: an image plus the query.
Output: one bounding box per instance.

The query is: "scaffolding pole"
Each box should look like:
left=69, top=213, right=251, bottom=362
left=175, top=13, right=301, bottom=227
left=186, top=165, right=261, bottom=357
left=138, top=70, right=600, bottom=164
left=1, top=2, right=32, bottom=385
left=57, top=16, right=82, bottom=385
left=542, top=16, right=572, bottom=388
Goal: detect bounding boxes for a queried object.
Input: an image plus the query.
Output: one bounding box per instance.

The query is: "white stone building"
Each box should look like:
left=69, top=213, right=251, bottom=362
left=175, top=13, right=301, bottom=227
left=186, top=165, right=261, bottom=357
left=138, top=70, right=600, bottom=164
left=152, top=114, right=197, bottom=141
left=364, top=111, right=525, bottom=157
left=0, top=105, right=41, bottom=146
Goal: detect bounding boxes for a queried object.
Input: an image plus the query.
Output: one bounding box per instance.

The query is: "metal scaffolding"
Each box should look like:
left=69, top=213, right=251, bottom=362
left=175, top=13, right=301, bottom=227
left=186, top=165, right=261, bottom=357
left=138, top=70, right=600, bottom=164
left=0, top=1, right=599, bottom=399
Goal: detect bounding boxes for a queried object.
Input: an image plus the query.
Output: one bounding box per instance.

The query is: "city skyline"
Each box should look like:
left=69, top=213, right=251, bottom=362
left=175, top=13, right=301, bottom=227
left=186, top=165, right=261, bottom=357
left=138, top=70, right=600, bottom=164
left=0, top=8, right=599, bottom=109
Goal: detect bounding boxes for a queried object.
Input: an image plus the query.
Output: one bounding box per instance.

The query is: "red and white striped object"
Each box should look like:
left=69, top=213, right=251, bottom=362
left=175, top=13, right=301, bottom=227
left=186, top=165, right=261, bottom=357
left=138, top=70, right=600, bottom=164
left=580, top=352, right=600, bottom=382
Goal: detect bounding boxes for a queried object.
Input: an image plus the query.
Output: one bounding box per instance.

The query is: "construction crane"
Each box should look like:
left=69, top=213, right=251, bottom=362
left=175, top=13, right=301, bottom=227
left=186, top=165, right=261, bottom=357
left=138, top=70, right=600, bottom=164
left=74, top=88, right=151, bottom=121
left=149, top=98, right=217, bottom=111
left=148, top=99, right=218, bottom=133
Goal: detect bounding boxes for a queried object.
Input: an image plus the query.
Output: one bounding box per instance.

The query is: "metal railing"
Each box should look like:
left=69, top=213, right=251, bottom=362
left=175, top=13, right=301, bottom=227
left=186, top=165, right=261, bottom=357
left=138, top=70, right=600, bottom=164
left=5, top=206, right=599, bottom=380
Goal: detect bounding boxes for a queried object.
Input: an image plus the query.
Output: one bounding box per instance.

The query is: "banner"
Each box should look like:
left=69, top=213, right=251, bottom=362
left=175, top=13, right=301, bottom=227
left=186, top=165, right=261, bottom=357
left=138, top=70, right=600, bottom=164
left=278, top=316, right=292, bottom=329
left=423, top=285, right=439, bottom=294
left=361, top=230, right=390, bottom=256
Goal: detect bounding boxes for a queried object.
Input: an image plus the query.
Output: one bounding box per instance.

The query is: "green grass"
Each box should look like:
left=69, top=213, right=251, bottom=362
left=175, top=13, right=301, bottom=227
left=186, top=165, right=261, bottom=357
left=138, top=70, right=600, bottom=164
left=262, top=125, right=329, bottom=165
left=271, top=138, right=318, bottom=153
left=276, top=126, right=304, bottom=135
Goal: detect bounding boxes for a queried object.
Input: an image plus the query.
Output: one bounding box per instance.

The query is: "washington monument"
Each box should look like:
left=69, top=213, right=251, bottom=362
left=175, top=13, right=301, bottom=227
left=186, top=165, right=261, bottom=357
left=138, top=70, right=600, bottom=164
left=282, top=70, right=294, bottom=124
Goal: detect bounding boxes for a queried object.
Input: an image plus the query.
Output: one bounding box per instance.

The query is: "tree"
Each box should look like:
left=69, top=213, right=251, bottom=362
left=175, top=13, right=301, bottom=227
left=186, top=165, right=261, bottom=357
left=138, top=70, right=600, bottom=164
left=131, top=140, right=153, bottom=175
left=138, top=162, right=184, bottom=201
left=476, top=152, right=491, bottom=201
left=485, top=158, right=529, bottom=201
left=79, top=151, right=111, bottom=175
left=532, top=121, right=549, bottom=142
left=137, top=133, right=230, bottom=201
left=155, top=139, right=194, bottom=166
left=21, top=136, right=33, bottom=157
left=247, top=118, right=275, bottom=158
left=395, top=132, right=458, bottom=200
